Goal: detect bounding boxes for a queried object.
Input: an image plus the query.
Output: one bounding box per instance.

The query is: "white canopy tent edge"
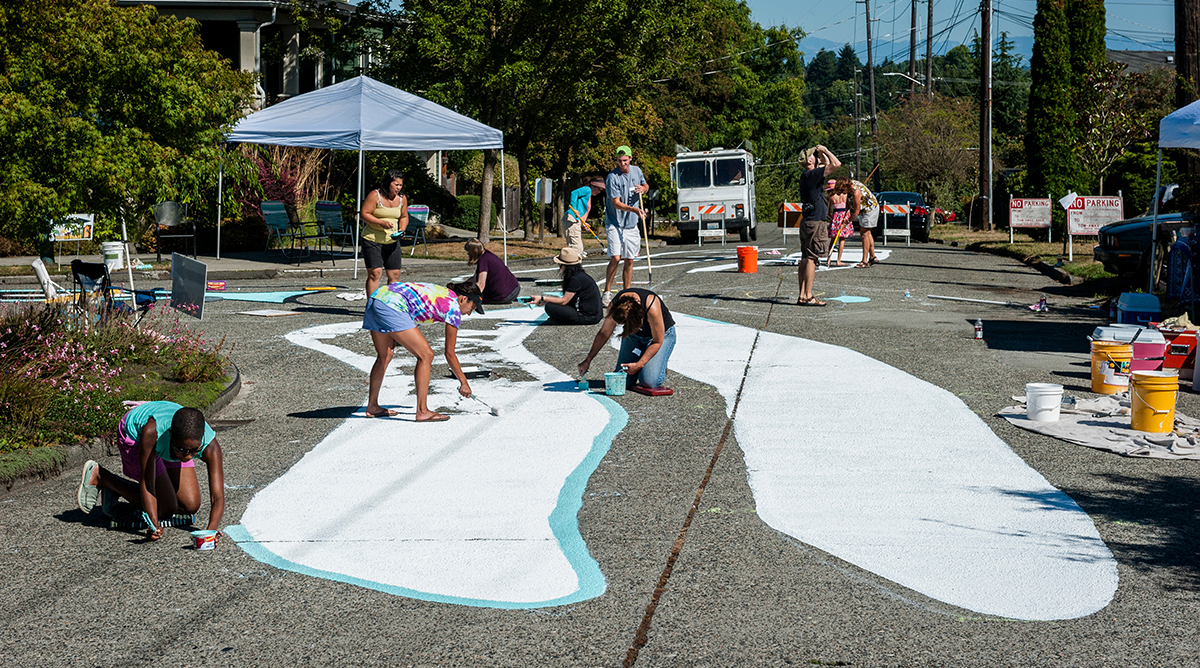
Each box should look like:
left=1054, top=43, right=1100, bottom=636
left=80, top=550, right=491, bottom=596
left=215, top=76, right=507, bottom=277
left=1150, top=99, right=1200, bottom=291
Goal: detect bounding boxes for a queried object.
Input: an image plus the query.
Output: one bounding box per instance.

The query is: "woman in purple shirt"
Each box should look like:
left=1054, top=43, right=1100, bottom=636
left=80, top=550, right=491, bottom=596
left=464, top=238, right=520, bottom=304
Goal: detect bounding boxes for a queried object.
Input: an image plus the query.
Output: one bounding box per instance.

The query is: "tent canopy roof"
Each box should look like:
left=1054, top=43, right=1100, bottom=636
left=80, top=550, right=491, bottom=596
left=1159, top=99, right=1200, bottom=149
left=226, top=76, right=503, bottom=151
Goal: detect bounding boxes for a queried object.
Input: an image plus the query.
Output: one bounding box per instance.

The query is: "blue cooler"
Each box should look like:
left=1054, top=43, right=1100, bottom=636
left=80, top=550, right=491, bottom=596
left=1116, top=292, right=1161, bottom=325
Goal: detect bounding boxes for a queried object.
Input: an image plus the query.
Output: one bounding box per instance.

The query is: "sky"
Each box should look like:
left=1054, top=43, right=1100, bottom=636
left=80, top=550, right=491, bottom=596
left=743, top=0, right=1175, bottom=65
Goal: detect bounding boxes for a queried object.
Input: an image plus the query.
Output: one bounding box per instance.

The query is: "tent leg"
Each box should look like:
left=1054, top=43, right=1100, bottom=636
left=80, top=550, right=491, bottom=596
left=355, top=149, right=363, bottom=282
left=1150, top=148, right=1163, bottom=293
left=216, top=143, right=225, bottom=261
left=501, top=149, right=507, bottom=263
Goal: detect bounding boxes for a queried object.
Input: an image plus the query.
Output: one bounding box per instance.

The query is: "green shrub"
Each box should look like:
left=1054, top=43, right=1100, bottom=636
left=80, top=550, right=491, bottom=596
left=451, top=195, right=498, bottom=232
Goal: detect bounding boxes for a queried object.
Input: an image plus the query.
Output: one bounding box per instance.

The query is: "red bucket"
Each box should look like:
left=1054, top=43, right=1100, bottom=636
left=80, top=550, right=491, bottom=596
left=736, top=246, right=758, bottom=273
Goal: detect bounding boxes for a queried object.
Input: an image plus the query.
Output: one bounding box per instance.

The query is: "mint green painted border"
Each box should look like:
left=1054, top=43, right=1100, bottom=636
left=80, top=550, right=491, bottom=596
left=228, top=362, right=629, bottom=609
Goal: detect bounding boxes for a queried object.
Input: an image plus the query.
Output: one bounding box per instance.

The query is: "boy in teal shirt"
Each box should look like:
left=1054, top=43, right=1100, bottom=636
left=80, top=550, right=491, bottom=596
left=565, top=179, right=605, bottom=258
left=77, top=401, right=225, bottom=543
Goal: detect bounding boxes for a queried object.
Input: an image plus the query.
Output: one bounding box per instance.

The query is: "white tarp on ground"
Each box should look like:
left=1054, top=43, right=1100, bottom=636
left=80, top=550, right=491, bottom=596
left=226, top=76, right=503, bottom=151
left=1001, top=394, right=1200, bottom=460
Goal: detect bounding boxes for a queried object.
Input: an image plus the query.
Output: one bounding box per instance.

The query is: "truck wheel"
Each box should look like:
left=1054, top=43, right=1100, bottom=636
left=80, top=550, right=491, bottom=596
left=680, top=230, right=698, bottom=245
left=749, top=225, right=757, bottom=241
left=1150, top=239, right=1170, bottom=291
left=739, top=227, right=749, bottom=242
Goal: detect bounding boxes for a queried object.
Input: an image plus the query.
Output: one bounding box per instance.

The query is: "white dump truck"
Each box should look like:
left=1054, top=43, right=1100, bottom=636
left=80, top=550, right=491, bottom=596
left=670, top=146, right=758, bottom=244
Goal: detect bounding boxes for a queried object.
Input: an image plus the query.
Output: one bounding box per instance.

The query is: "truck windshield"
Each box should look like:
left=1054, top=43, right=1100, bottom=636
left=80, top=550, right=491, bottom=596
left=714, top=158, right=745, bottom=186
left=677, top=161, right=710, bottom=189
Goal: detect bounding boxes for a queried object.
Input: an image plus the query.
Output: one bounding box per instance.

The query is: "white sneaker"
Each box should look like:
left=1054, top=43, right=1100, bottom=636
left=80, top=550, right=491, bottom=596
left=602, top=291, right=613, bottom=307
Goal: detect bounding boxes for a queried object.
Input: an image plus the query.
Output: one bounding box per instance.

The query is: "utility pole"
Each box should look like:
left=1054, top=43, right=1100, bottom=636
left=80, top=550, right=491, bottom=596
left=979, top=0, right=993, bottom=230
left=909, top=0, right=918, bottom=96
left=855, top=68, right=862, bottom=176
left=866, top=0, right=880, bottom=192
left=926, top=0, right=934, bottom=97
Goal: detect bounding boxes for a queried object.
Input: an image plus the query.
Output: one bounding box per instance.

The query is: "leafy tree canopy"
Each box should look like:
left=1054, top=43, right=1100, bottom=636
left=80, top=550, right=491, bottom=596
left=0, top=0, right=254, bottom=242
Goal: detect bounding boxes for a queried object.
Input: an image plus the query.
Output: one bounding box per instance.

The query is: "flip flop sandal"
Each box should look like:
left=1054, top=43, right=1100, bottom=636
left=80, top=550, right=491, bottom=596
left=854, top=261, right=869, bottom=268
left=868, top=257, right=880, bottom=265
left=796, top=298, right=828, bottom=307
left=78, top=460, right=101, bottom=513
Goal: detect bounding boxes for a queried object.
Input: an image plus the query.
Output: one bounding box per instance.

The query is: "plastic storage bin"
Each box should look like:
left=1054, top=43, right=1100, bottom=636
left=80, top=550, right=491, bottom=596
left=1091, top=325, right=1166, bottom=372
left=1116, top=292, right=1161, bottom=325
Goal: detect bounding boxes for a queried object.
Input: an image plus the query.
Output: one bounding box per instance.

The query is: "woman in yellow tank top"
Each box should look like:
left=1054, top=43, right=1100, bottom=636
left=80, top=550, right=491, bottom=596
left=359, top=169, right=409, bottom=296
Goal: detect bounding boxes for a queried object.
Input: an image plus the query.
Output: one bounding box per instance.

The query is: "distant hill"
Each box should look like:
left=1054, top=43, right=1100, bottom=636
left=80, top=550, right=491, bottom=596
left=797, top=34, right=1172, bottom=69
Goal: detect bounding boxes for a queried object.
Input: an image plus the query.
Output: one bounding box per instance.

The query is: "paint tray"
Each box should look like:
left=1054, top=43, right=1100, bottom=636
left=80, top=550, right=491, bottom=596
left=629, top=386, right=673, bottom=396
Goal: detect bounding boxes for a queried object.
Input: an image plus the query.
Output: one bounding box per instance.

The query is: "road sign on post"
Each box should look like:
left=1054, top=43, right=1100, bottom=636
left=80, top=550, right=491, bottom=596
left=1067, top=196, right=1123, bottom=261
left=1009, top=197, right=1052, bottom=244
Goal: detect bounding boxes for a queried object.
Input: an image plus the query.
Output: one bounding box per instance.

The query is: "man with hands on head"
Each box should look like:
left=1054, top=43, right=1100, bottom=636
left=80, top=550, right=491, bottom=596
left=796, top=144, right=842, bottom=307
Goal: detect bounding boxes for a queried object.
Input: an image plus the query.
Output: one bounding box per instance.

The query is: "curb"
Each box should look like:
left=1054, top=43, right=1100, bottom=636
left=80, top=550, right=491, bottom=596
left=0, top=362, right=242, bottom=500
left=933, top=237, right=1079, bottom=286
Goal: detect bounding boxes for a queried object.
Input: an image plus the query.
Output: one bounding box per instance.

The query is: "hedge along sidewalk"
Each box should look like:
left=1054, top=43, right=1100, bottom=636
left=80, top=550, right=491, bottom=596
left=927, top=224, right=1118, bottom=286
left=0, top=363, right=241, bottom=500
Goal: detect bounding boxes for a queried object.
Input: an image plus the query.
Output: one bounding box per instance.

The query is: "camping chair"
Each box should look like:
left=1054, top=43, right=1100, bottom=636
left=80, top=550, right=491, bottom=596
left=314, top=200, right=354, bottom=255
left=69, top=260, right=164, bottom=326
left=261, top=200, right=297, bottom=254
left=402, top=205, right=430, bottom=256
left=153, top=201, right=196, bottom=262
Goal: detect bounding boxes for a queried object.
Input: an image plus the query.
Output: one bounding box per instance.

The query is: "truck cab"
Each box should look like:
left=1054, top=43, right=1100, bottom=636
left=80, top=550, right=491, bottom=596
left=670, top=147, right=757, bottom=243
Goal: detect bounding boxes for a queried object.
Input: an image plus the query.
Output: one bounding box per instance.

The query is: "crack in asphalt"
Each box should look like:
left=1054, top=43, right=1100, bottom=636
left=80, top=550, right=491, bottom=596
left=622, top=267, right=786, bottom=667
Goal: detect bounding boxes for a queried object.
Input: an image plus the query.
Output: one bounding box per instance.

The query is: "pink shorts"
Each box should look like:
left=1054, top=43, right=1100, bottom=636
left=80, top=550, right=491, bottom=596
left=117, top=413, right=193, bottom=480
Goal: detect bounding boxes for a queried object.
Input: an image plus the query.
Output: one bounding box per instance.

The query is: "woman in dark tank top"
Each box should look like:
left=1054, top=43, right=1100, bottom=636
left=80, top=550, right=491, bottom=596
left=577, top=288, right=677, bottom=389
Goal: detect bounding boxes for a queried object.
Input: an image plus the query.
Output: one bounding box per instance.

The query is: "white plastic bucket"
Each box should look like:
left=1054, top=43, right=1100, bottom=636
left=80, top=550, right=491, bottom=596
left=101, top=241, right=125, bottom=272
left=1025, top=383, right=1063, bottom=422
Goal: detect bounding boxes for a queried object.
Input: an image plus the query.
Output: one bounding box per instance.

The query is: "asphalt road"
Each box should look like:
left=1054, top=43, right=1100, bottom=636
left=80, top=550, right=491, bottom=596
left=2, top=225, right=1198, bottom=667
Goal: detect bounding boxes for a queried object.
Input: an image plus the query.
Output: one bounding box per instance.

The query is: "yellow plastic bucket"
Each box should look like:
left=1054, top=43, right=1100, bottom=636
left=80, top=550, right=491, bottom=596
left=1090, top=341, right=1132, bottom=394
left=1130, top=370, right=1179, bottom=433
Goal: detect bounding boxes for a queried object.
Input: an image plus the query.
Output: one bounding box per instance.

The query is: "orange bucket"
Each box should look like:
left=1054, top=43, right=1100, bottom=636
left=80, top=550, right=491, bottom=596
left=1090, top=340, right=1132, bottom=394
left=737, top=246, right=758, bottom=273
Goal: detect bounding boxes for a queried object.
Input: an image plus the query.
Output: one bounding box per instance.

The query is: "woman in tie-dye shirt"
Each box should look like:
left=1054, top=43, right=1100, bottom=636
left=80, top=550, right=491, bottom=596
left=362, top=280, right=485, bottom=421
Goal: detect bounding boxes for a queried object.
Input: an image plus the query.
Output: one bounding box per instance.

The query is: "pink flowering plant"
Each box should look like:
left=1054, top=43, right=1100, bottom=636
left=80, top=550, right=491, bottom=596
left=0, top=302, right=232, bottom=453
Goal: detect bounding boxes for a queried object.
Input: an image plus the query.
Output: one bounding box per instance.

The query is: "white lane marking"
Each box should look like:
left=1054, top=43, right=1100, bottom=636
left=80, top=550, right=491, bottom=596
left=659, top=314, right=1118, bottom=620
left=234, top=311, right=617, bottom=607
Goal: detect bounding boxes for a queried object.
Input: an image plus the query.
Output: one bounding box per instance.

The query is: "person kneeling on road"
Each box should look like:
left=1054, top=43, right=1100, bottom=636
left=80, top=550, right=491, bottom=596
left=77, top=401, right=225, bottom=543
left=530, top=247, right=603, bottom=325
left=578, top=288, right=676, bottom=389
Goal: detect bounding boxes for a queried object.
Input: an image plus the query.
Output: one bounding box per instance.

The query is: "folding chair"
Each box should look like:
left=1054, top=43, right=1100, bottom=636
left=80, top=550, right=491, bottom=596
left=314, top=200, right=354, bottom=255
left=402, top=205, right=430, bottom=256
left=70, top=260, right=164, bottom=325
left=261, top=201, right=297, bottom=254
left=32, top=258, right=69, bottom=302
left=153, top=202, right=196, bottom=262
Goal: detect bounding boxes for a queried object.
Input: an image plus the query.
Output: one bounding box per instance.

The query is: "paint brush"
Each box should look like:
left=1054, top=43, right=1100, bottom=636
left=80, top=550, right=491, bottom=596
left=471, top=395, right=502, bottom=416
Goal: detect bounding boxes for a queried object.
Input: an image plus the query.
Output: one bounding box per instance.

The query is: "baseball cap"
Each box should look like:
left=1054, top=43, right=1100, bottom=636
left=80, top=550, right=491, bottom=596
left=616, top=145, right=633, bottom=157
left=553, top=247, right=583, bottom=265
left=799, top=147, right=817, bottom=163
left=461, top=292, right=485, bottom=314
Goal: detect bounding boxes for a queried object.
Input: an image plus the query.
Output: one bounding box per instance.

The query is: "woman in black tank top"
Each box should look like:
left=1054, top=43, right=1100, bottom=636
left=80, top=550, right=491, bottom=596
left=578, top=288, right=677, bottom=389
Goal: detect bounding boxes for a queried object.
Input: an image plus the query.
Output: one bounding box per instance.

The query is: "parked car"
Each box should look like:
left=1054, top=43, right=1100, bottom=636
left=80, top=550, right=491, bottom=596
left=1093, top=184, right=1190, bottom=286
left=933, top=207, right=957, bottom=224
left=876, top=191, right=930, bottom=242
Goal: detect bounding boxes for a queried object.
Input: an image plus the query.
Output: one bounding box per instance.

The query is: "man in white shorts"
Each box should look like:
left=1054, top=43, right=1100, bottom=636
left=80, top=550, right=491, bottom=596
left=602, top=145, right=649, bottom=305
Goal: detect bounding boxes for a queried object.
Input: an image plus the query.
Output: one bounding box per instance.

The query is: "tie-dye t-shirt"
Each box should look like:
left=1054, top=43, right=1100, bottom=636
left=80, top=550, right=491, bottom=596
left=370, top=282, right=462, bottom=328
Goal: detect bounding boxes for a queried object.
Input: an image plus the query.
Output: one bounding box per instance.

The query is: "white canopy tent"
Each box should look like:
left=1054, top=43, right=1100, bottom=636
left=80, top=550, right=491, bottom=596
left=1149, top=99, right=1200, bottom=291
left=217, top=76, right=507, bottom=274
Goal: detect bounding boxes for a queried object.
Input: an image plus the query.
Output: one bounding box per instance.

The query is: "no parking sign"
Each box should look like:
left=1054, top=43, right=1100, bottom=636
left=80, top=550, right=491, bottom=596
left=1067, top=196, right=1123, bottom=235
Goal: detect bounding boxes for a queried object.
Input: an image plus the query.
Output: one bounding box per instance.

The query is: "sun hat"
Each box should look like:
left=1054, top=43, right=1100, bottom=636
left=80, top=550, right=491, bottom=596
left=616, top=145, right=633, bottom=157
left=589, top=178, right=606, bottom=189
left=553, top=247, right=583, bottom=265
left=825, top=179, right=837, bottom=191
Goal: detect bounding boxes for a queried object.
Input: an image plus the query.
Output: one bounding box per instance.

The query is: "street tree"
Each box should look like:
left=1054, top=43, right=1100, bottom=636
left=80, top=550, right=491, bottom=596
left=1026, top=0, right=1078, bottom=215
left=0, top=0, right=254, bottom=244
left=1074, top=62, right=1158, bottom=195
